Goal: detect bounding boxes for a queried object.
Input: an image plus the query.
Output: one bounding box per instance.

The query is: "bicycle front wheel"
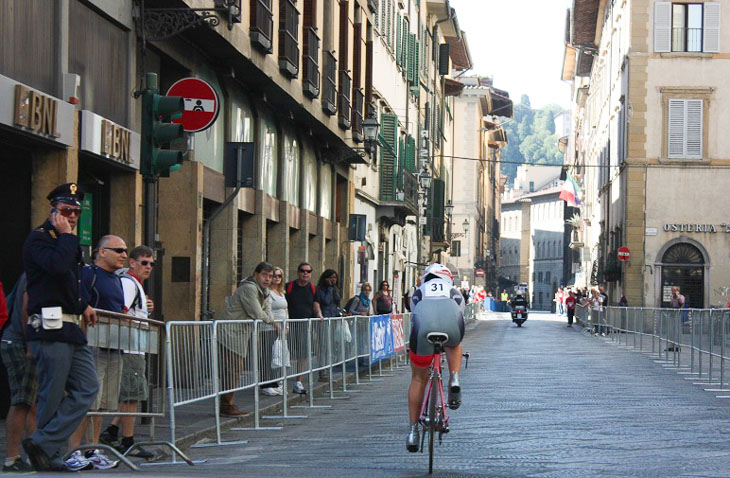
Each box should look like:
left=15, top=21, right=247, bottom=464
left=428, top=372, right=438, bottom=474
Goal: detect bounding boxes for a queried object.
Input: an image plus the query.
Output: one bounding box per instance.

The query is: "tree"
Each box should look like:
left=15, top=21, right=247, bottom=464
left=498, top=96, right=564, bottom=185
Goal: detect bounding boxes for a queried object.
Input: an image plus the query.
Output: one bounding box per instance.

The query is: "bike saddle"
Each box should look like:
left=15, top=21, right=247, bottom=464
left=426, top=332, right=449, bottom=345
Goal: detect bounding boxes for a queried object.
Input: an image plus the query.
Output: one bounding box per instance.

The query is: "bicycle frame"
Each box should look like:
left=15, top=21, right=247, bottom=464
left=418, top=351, right=449, bottom=441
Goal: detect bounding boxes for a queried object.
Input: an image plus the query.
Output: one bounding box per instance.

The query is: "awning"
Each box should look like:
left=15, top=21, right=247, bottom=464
left=488, top=128, right=508, bottom=148
left=485, top=88, right=513, bottom=118
left=444, top=78, right=465, bottom=97
left=445, top=33, right=472, bottom=71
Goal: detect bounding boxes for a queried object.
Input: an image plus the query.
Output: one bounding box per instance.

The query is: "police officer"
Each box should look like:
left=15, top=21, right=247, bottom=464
left=21, top=183, right=99, bottom=472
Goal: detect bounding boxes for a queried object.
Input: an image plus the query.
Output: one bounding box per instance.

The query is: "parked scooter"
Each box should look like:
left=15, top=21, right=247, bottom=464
left=510, top=294, right=529, bottom=327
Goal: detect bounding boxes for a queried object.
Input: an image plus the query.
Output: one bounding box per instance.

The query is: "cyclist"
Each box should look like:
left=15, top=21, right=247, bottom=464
left=406, top=263, right=465, bottom=452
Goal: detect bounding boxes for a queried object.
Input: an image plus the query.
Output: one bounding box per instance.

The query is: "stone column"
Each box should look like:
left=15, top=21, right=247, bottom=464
left=268, top=200, right=291, bottom=276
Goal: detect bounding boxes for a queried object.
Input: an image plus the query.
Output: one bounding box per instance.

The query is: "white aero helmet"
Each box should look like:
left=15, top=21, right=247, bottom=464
left=422, top=263, right=454, bottom=285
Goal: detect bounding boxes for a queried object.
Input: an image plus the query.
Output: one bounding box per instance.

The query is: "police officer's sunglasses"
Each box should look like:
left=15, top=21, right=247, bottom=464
left=56, top=206, right=82, bottom=217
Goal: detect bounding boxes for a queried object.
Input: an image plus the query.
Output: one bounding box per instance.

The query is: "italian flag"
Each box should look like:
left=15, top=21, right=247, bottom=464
left=559, top=173, right=582, bottom=207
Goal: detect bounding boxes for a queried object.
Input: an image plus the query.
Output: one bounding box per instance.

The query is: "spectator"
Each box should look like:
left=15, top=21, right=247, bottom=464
left=217, top=262, right=276, bottom=415
left=347, top=283, right=373, bottom=316
left=1, top=274, right=38, bottom=473
left=22, top=183, right=99, bottom=472
left=374, top=281, right=393, bottom=315
left=668, top=286, right=686, bottom=352
left=316, top=270, right=342, bottom=319
left=565, top=290, right=577, bottom=327
left=264, top=267, right=288, bottom=396
left=619, top=295, right=628, bottom=307
left=68, top=235, right=129, bottom=470
left=556, top=288, right=565, bottom=315
left=99, top=245, right=156, bottom=458
left=285, top=262, right=322, bottom=395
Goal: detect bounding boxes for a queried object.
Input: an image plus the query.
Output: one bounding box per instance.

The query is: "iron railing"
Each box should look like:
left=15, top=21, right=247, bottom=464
left=250, top=0, right=274, bottom=53
left=278, top=0, right=299, bottom=77
left=337, top=69, right=351, bottom=129
left=322, top=51, right=337, bottom=115
left=302, top=26, right=320, bottom=98
left=672, top=27, right=702, bottom=52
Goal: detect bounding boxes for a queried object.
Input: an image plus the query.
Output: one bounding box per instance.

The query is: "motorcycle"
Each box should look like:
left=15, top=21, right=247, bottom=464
left=511, top=305, right=528, bottom=327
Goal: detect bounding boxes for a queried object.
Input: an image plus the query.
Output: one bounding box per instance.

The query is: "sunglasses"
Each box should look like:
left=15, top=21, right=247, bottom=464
left=273, top=274, right=282, bottom=278
left=139, top=260, right=156, bottom=267
left=299, top=269, right=312, bottom=273
left=103, top=247, right=128, bottom=254
left=57, top=207, right=82, bottom=218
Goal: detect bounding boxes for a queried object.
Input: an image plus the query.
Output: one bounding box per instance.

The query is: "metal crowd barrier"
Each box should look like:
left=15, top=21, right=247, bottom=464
left=585, top=306, right=730, bottom=388
left=68, top=309, right=194, bottom=470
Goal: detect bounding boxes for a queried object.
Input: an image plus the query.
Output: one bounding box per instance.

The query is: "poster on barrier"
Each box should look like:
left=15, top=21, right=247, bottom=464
left=391, top=314, right=405, bottom=353
left=370, top=314, right=394, bottom=364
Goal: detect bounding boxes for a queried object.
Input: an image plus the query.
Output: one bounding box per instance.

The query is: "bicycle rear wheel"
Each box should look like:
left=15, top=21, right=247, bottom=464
left=428, top=371, right=438, bottom=474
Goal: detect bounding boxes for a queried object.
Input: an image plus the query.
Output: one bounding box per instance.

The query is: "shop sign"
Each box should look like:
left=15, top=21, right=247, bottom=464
left=0, top=74, right=74, bottom=146
left=663, top=223, right=719, bottom=233
left=79, top=193, right=93, bottom=247
left=80, top=110, right=140, bottom=170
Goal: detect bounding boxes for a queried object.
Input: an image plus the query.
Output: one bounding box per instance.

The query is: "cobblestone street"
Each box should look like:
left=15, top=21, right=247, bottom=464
left=82, top=312, right=730, bottom=477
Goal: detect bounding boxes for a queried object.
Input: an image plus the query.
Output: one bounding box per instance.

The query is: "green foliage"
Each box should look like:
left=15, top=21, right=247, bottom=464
left=499, top=95, right=565, bottom=185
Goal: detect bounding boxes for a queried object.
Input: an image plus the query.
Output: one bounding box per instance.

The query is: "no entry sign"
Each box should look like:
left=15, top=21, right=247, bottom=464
left=618, top=247, right=631, bottom=261
left=166, top=78, right=220, bottom=133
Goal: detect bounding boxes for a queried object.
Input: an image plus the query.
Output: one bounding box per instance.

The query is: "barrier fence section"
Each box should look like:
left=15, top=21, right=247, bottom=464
left=584, top=306, right=730, bottom=385
left=162, top=301, right=483, bottom=462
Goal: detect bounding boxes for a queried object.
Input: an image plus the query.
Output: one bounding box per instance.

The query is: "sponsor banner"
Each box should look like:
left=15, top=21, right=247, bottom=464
left=369, top=314, right=394, bottom=364
left=391, top=314, right=405, bottom=353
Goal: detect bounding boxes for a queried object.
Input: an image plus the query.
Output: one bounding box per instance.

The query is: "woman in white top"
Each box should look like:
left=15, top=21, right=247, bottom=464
left=262, top=267, right=289, bottom=395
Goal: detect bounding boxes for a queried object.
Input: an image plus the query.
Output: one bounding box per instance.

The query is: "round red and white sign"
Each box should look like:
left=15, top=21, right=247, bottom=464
left=476, top=269, right=485, bottom=277
left=166, top=78, right=220, bottom=133
left=618, top=247, right=631, bottom=261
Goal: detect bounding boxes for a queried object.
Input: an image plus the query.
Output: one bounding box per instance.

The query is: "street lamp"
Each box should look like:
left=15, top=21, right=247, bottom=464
left=444, top=200, right=454, bottom=217
left=419, top=167, right=432, bottom=189
left=462, top=218, right=469, bottom=235
left=363, top=110, right=379, bottom=153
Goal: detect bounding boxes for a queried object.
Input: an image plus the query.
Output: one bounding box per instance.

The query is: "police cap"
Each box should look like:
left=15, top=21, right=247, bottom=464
left=47, top=183, right=84, bottom=206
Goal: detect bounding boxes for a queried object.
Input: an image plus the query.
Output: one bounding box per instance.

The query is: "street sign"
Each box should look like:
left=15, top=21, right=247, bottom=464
left=476, top=268, right=484, bottom=277
left=618, top=247, right=631, bottom=261
left=166, top=78, right=220, bottom=133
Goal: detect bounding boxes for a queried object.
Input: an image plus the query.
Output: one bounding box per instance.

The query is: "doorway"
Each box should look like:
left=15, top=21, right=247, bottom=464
left=660, top=242, right=705, bottom=308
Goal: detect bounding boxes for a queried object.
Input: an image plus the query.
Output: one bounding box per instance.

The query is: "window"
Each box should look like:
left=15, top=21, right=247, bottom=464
left=278, top=0, right=300, bottom=77
left=452, top=240, right=461, bottom=257
left=538, top=271, right=543, bottom=283
left=545, top=271, right=551, bottom=283
left=654, top=2, right=720, bottom=53
left=668, top=99, right=703, bottom=158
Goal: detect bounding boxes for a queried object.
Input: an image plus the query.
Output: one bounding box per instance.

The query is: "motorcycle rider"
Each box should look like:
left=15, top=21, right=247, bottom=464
left=405, top=263, right=465, bottom=452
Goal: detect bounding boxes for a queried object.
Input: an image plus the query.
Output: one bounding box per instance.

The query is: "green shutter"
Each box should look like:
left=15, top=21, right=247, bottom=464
left=379, top=113, right=398, bottom=201
left=396, top=12, right=401, bottom=62
left=405, top=135, right=416, bottom=173
left=396, top=137, right=405, bottom=192
left=407, top=33, right=416, bottom=85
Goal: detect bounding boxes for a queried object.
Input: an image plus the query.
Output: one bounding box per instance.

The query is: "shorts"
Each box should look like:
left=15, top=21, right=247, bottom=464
left=91, top=350, right=122, bottom=411
left=409, top=299, right=464, bottom=358
left=1, top=340, right=39, bottom=406
left=119, top=353, right=148, bottom=402
left=409, top=350, right=436, bottom=368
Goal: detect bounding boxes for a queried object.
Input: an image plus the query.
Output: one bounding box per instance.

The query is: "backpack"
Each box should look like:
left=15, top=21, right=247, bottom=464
left=286, top=281, right=316, bottom=296
left=344, top=295, right=359, bottom=313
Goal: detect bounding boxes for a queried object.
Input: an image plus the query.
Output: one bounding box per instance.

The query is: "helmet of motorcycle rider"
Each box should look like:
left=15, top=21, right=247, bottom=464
left=422, top=263, right=454, bottom=285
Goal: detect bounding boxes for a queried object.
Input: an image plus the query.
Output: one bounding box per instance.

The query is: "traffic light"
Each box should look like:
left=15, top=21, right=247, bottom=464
left=140, top=73, right=185, bottom=179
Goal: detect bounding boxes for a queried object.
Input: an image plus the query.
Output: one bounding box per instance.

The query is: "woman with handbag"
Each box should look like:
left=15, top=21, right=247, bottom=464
left=263, top=267, right=289, bottom=396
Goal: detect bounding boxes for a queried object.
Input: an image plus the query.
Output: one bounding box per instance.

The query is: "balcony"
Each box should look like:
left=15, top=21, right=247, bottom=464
left=337, top=70, right=351, bottom=130
left=351, top=89, right=364, bottom=143
left=322, top=52, right=337, bottom=115
left=250, top=0, right=273, bottom=53
left=278, top=0, right=299, bottom=78
left=302, top=27, right=320, bottom=98
left=380, top=169, right=418, bottom=217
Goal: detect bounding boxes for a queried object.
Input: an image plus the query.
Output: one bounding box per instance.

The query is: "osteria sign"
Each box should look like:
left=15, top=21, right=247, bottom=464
left=663, top=223, right=730, bottom=233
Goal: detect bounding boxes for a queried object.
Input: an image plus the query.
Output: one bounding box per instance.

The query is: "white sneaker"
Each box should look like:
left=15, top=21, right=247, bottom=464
left=292, top=381, right=307, bottom=394
left=261, top=387, right=279, bottom=396
left=64, top=451, right=92, bottom=471
left=272, top=385, right=284, bottom=395
left=86, top=449, right=119, bottom=470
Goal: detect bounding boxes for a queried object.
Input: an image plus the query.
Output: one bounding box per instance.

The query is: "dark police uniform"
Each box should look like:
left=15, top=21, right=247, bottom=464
left=22, top=183, right=99, bottom=469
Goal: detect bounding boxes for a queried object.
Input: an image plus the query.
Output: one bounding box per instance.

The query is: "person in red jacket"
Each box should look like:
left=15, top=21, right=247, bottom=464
left=564, top=289, right=577, bottom=327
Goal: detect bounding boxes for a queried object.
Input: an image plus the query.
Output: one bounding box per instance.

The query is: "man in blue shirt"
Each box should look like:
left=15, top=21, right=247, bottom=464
left=67, top=235, right=128, bottom=470
left=21, top=184, right=99, bottom=472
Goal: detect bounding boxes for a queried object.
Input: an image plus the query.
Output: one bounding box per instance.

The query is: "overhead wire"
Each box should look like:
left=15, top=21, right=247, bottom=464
left=432, top=154, right=730, bottom=169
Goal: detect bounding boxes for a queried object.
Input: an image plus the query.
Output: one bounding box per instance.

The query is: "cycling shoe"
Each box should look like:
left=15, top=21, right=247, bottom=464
left=448, top=372, right=461, bottom=410
left=406, top=424, right=420, bottom=452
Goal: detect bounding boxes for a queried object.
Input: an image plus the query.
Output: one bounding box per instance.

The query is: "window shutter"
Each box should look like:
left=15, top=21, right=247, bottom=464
left=654, top=2, right=672, bottom=53
left=703, top=2, right=721, bottom=53
left=405, top=135, right=416, bottom=172
left=686, top=99, right=703, bottom=158
left=408, top=33, right=416, bottom=85
left=396, top=12, right=401, bottom=59
left=397, top=137, right=405, bottom=190
left=379, top=113, right=399, bottom=200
